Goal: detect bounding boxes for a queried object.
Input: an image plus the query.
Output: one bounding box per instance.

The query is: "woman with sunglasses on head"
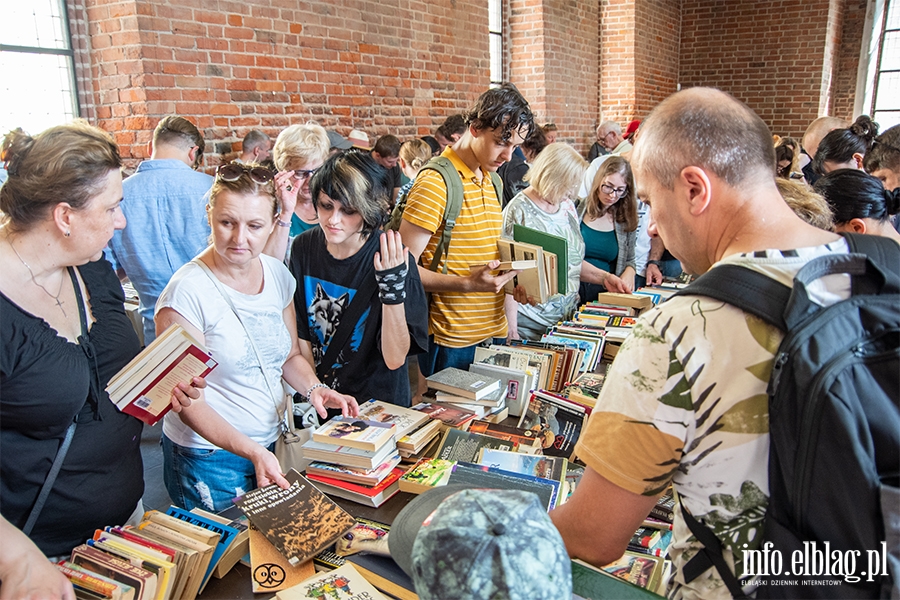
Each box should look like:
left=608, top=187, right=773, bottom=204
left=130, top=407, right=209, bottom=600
left=264, top=122, right=331, bottom=260
left=155, top=162, right=359, bottom=512
left=578, top=156, right=639, bottom=301
left=288, top=150, right=428, bottom=408
left=0, top=122, right=202, bottom=599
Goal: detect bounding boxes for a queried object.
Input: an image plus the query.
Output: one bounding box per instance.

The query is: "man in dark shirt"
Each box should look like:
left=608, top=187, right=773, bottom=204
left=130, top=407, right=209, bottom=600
left=371, top=134, right=402, bottom=206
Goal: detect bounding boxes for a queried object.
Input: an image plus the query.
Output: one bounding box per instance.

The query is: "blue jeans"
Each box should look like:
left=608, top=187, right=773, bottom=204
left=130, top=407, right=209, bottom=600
left=161, top=434, right=273, bottom=512
left=417, top=336, right=506, bottom=378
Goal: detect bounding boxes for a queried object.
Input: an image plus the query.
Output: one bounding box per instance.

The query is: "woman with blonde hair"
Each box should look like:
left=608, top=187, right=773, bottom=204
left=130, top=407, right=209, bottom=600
left=156, top=162, right=358, bottom=511
left=578, top=156, right=638, bottom=299
left=265, top=122, right=331, bottom=259
left=502, top=143, right=588, bottom=340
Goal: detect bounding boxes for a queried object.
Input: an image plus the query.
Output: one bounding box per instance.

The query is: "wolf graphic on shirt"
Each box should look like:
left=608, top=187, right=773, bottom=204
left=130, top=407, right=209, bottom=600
left=305, top=278, right=369, bottom=378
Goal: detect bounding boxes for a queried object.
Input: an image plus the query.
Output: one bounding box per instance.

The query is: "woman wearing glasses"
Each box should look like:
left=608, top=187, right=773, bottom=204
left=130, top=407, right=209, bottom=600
left=264, top=122, right=331, bottom=260
left=578, top=156, right=638, bottom=301
left=155, top=162, right=358, bottom=512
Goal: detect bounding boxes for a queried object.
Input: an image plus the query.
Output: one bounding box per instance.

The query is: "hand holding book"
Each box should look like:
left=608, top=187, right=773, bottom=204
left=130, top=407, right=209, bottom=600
left=467, top=259, right=521, bottom=294
left=168, top=375, right=207, bottom=414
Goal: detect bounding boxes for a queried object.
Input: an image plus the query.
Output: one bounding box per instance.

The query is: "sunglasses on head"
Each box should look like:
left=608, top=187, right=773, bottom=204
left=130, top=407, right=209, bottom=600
left=216, top=163, right=274, bottom=184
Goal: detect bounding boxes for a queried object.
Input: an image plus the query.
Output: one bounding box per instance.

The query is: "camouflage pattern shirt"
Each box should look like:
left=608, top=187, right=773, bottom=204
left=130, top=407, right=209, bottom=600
left=575, top=239, right=850, bottom=599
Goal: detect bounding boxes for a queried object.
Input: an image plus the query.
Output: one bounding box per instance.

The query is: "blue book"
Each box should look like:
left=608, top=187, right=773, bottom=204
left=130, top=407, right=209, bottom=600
left=164, top=506, right=240, bottom=590
left=449, top=462, right=560, bottom=510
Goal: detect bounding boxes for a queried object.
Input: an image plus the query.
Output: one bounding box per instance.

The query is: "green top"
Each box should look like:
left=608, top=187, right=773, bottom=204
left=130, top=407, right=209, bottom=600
left=580, top=222, right=618, bottom=272
left=290, top=213, right=317, bottom=237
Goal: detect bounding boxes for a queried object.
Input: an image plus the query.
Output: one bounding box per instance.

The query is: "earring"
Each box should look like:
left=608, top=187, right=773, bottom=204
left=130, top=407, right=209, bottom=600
left=65, top=230, right=70, bottom=237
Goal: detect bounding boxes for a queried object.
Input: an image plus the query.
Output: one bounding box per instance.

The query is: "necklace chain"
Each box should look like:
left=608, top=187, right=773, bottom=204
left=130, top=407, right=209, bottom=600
left=7, top=237, right=68, bottom=317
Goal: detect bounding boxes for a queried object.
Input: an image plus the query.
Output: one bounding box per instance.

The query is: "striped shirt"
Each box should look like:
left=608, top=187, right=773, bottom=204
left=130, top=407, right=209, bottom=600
left=402, top=147, right=507, bottom=347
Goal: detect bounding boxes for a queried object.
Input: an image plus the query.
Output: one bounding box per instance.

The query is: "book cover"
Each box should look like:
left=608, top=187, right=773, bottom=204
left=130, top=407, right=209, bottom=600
left=473, top=346, right=532, bottom=372
left=276, top=563, right=388, bottom=600
left=517, top=392, right=586, bottom=459
left=305, top=454, right=401, bottom=486
left=447, top=462, right=557, bottom=511
left=163, top=505, right=239, bottom=590
left=56, top=563, right=128, bottom=600
left=468, top=420, right=543, bottom=454
left=396, top=419, right=442, bottom=453
left=312, top=417, right=396, bottom=452
left=300, top=438, right=396, bottom=470
left=398, top=458, right=455, bottom=494
left=235, top=470, right=356, bottom=566
left=648, top=493, right=675, bottom=523
left=409, top=402, right=478, bottom=430
left=305, top=467, right=403, bottom=508
left=571, top=559, right=661, bottom=599
left=248, top=527, right=316, bottom=593
left=436, top=428, right=515, bottom=463
left=601, top=551, right=664, bottom=591
left=497, top=238, right=549, bottom=304
left=594, top=292, right=653, bottom=311
left=345, top=552, right=419, bottom=600
left=356, top=399, right=431, bottom=439
left=188, top=508, right=249, bottom=579
left=69, top=545, right=156, bottom=600
left=477, top=448, right=567, bottom=484
left=434, top=385, right=505, bottom=407
left=512, top=223, right=567, bottom=293
left=425, top=367, right=501, bottom=400
left=468, top=362, right=531, bottom=418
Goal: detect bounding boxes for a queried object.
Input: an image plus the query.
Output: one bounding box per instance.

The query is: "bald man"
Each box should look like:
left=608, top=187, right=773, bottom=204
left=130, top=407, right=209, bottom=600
left=801, top=116, right=849, bottom=184
left=551, top=88, right=851, bottom=598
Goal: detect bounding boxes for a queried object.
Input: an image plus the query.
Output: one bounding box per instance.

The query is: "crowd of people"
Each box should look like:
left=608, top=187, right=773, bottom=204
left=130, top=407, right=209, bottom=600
left=1, top=81, right=899, bottom=599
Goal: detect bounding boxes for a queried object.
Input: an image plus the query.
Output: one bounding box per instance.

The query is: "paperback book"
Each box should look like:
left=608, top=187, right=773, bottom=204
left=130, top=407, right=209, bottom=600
left=425, top=367, right=501, bottom=400
left=356, top=399, right=431, bottom=438
left=312, top=417, right=396, bottom=452
left=305, top=467, right=404, bottom=508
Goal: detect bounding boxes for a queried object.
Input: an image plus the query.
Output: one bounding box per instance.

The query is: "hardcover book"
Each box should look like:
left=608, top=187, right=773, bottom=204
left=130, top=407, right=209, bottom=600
left=398, top=458, right=456, bottom=494
left=497, top=238, right=550, bottom=303
left=517, top=391, right=587, bottom=459
left=234, top=470, right=356, bottom=566
left=276, top=563, right=388, bottom=600
left=410, top=402, right=478, bottom=431
left=312, top=417, right=396, bottom=452
left=512, top=223, right=568, bottom=293
left=425, top=367, right=501, bottom=400
left=305, top=467, right=403, bottom=508
left=436, top=428, right=516, bottom=463
left=468, top=421, right=543, bottom=455
left=305, top=454, right=401, bottom=486
left=356, top=399, right=431, bottom=439
left=571, top=559, right=661, bottom=600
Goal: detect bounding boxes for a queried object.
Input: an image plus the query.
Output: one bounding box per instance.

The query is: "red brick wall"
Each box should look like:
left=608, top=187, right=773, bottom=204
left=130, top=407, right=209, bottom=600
left=833, top=0, right=868, bottom=121
left=634, top=0, right=681, bottom=120
left=679, top=0, right=844, bottom=138
left=509, top=0, right=599, bottom=153
left=79, top=0, right=494, bottom=168
left=599, top=0, right=638, bottom=126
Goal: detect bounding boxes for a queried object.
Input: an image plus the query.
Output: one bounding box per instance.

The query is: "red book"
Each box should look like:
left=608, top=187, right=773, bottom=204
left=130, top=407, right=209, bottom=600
left=307, top=467, right=404, bottom=508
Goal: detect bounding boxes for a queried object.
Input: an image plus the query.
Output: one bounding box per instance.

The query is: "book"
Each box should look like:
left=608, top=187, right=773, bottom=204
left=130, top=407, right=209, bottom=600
left=68, top=545, right=156, bottom=600
left=398, top=457, right=456, bottom=494
left=234, top=469, right=356, bottom=566
left=140, top=509, right=221, bottom=599
left=468, top=361, right=532, bottom=418
left=305, top=454, right=401, bottom=486
left=512, top=223, right=568, bottom=293
left=594, top=292, right=654, bottom=312
left=306, top=467, right=404, bottom=508
left=84, top=538, right=173, bottom=600
left=628, top=529, right=673, bottom=557
left=472, top=346, right=532, bottom=372
left=447, top=462, right=557, bottom=510
left=517, top=391, right=587, bottom=459
left=629, top=526, right=663, bottom=550
left=435, top=428, right=516, bottom=463
left=649, top=492, right=676, bottom=523
left=476, top=448, right=567, bottom=485
left=571, top=559, right=662, bottom=599
left=345, top=552, right=419, bottom=600
left=163, top=505, right=239, bottom=591
left=276, top=563, right=388, bottom=600
left=410, top=401, right=478, bottom=431
left=106, top=323, right=218, bottom=426
left=497, top=238, right=550, bottom=303
left=483, top=405, right=509, bottom=424
left=469, top=259, right=538, bottom=271
left=97, top=527, right=189, bottom=600
left=300, top=437, right=397, bottom=470
left=426, top=367, right=501, bottom=400
left=601, top=551, right=665, bottom=591
left=468, top=420, right=543, bottom=454
left=312, top=417, right=396, bottom=452
left=188, top=507, right=249, bottom=579
left=355, top=399, right=431, bottom=438
left=56, top=562, right=132, bottom=600
left=488, top=344, right=552, bottom=392
left=247, top=527, right=316, bottom=593
left=434, top=384, right=505, bottom=407
left=396, top=418, right=442, bottom=453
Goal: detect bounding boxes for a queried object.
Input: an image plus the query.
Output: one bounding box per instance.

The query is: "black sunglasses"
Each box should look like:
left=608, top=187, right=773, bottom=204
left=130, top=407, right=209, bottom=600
left=216, top=163, right=274, bottom=184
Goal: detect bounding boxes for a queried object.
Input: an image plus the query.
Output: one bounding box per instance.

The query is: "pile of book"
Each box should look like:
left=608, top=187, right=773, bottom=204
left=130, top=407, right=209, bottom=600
left=56, top=506, right=248, bottom=600
left=424, top=367, right=509, bottom=423
left=302, top=400, right=437, bottom=508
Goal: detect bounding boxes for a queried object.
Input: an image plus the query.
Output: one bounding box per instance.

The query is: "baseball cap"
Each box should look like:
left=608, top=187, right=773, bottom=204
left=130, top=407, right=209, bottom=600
left=625, top=120, right=641, bottom=138
left=327, top=130, right=353, bottom=150
left=347, top=129, right=371, bottom=150
left=389, top=485, right=572, bottom=600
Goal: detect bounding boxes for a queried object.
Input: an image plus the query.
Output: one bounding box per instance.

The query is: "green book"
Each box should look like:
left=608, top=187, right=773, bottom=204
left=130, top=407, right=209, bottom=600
left=513, top=223, right=568, bottom=293
left=571, top=559, right=663, bottom=599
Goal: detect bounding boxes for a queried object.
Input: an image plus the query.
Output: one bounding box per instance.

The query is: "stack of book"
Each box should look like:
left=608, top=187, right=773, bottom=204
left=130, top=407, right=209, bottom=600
left=58, top=505, right=248, bottom=600
left=425, top=367, right=508, bottom=422
left=517, top=389, right=591, bottom=459
left=302, top=401, right=427, bottom=507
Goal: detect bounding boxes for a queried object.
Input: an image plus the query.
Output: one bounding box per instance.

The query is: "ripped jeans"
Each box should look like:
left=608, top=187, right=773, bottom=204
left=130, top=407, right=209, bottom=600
left=161, top=433, right=274, bottom=512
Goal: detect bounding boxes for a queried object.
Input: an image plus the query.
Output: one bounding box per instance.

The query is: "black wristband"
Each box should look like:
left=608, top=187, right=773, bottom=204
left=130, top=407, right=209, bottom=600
left=647, top=260, right=661, bottom=267
left=375, top=263, right=408, bottom=305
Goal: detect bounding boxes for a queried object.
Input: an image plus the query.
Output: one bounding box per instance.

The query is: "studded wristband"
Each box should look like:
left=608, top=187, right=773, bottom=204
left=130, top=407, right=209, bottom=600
left=375, top=262, right=408, bottom=305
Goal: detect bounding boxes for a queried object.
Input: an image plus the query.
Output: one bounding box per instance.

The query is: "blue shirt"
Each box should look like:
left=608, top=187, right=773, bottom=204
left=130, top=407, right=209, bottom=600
left=106, top=159, right=212, bottom=343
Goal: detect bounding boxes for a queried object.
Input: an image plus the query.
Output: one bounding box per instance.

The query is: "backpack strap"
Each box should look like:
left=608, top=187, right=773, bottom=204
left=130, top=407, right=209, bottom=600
left=425, top=157, right=464, bottom=274
left=674, top=264, right=791, bottom=331
left=840, top=232, right=900, bottom=296
left=488, top=170, right=504, bottom=207
left=680, top=505, right=750, bottom=598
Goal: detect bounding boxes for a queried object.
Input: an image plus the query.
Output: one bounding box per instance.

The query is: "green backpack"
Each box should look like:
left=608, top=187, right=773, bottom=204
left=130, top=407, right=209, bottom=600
left=387, top=156, right=502, bottom=273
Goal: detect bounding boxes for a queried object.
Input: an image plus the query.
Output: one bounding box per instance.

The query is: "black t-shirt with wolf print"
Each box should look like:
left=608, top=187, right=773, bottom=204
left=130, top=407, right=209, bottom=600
left=289, top=227, right=428, bottom=407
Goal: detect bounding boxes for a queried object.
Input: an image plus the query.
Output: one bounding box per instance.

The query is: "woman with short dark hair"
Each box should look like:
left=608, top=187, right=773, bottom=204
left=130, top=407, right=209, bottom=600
left=814, top=168, right=900, bottom=243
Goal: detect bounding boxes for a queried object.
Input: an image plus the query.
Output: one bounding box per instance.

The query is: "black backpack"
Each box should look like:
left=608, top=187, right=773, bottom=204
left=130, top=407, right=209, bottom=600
left=674, top=233, right=900, bottom=599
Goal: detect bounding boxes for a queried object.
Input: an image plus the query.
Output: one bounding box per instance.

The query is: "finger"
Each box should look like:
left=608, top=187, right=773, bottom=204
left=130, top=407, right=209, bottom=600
left=191, top=376, right=207, bottom=389
left=373, top=251, right=383, bottom=271
left=388, top=230, right=401, bottom=261
left=495, top=269, right=521, bottom=287
left=487, top=259, right=501, bottom=270
left=344, top=395, right=360, bottom=417
left=272, top=470, right=291, bottom=489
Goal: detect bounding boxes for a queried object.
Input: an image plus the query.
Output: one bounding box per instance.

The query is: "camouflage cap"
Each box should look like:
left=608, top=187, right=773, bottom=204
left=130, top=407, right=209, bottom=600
left=389, top=485, right=572, bottom=600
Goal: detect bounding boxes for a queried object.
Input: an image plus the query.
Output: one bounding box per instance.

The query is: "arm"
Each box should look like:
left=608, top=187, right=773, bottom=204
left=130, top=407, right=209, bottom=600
left=398, top=219, right=519, bottom=293
left=581, top=260, right=631, bottom=293
left=0, top=517, right=75, bottom=600
left=263, top=170, right=299, bottom=260
left=280, top=301, right=360, bottom=419
left=645, top=236, right=665, bottom=285
left=374, top=230, right=411, bottom=371
left=156, top=307, right=290, bottom=490
left=550, top=467, right=659, bottom=566
left=504, top=293, right=520, bottom=341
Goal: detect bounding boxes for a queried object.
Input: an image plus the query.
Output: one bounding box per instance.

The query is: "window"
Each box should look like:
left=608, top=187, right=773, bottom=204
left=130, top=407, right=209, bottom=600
left=489, top=0, right=503, bottom=87
left=0, top=0, right=79, bottom=135
left=869, top=0, right=900, bottom=129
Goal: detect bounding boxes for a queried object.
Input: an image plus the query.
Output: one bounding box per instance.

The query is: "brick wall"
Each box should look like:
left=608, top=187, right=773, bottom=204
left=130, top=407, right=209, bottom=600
left=599, top=0, right=638, bottom=127
left=678, top=0, right=862, bottom=139
left=833, top=0, right=868, bottom=120
left=79, top=0, right=494, bottom=168
left=634, top=0, right=681, bottom=120
left=509, top=0, right=599, bottom=153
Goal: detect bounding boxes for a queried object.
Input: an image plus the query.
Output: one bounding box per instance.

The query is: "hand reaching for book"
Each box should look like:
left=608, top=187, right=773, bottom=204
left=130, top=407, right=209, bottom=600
left=0, top=517, right=76, bottom=600
left=603, top=272, right=633, bottom=294
left=309, top=386, right=360, bottom=420
left=169, top=375, right=207, bottom=413
left=253, top=449, right=292, bottom=490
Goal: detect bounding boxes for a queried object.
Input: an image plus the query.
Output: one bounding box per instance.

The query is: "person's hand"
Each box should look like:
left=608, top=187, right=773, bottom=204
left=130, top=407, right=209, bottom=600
left=169, top=376, right=206, bottom=413
left=374, top=230, right=408, bottom=271
left=620, top=270, right=635, bottom=294
left=467, top=260, right=520, bottom=293
left=274, top=170, right=299, bottom=217
left=309, top=386, right=359, bottom=419
left=603, top=273, right=631, bottom=293
left=251, top=448, right=291, bottom=490
left=0, top=562, right=75, bottom=600
left=511, top=284, right=539, bottom=307
left=645, top=263, right=663, bottom=286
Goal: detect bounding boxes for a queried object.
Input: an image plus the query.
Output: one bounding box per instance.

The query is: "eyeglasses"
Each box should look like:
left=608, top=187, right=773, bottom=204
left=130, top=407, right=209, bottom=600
left=600, top=183, right=628, bottom=198
left=290, top=167, right=320, bottom=182
left=216, top=163, right=274, bottom=184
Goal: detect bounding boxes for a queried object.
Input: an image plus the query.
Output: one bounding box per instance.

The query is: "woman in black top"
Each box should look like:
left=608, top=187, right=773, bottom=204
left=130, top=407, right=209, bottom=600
left=0, top=122, right=200, bottom=598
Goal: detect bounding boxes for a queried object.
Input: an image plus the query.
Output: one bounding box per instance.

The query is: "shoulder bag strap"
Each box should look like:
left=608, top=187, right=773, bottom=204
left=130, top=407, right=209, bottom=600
left=24, top=267, right=89, bottom=535
left=192, top=259, right=287, bottom=424
left=426, top=157, right=464, bottom=274
left=681, top=504, right=750, bottom=598
left=318, top=271, right=378, bottom=386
